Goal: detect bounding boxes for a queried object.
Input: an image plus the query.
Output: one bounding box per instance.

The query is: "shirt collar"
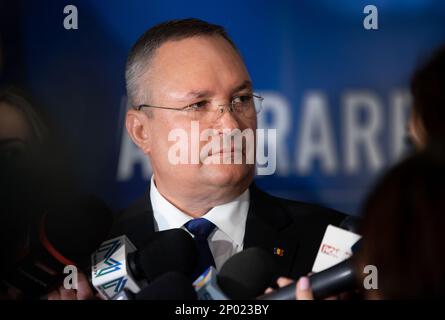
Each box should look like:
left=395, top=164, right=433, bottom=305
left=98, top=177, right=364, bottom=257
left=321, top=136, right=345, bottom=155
left=150, top=175, right=250, bottom=247
left=150, top=176, right=193, bottom=230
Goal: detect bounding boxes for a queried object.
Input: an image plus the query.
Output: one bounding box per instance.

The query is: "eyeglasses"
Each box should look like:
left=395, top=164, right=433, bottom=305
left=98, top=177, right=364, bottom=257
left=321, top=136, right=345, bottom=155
left=135, top=93, right=264, bottom=123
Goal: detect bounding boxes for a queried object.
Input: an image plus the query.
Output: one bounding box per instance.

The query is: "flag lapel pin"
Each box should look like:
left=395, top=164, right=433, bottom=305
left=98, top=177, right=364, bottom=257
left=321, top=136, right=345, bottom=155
left=273, top=247, right=284, bottom=257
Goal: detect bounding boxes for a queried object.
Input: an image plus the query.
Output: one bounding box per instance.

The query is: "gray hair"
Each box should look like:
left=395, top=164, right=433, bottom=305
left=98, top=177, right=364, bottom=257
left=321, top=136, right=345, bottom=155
left=125, top=18, right=240, bottom=108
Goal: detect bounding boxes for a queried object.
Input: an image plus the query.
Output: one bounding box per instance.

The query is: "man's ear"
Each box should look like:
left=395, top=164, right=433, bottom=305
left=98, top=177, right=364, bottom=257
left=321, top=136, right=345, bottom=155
left=125, top=109, right=151, bottom=154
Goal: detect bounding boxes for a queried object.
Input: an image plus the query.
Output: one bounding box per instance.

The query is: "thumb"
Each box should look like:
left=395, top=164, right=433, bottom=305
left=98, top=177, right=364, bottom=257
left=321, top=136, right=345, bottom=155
left=296, top=277, right=314, bottom=300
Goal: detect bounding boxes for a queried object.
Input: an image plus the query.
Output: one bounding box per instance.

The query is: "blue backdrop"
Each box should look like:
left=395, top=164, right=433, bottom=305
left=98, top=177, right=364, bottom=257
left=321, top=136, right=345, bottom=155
left=9, top=0, right=445, bottom=215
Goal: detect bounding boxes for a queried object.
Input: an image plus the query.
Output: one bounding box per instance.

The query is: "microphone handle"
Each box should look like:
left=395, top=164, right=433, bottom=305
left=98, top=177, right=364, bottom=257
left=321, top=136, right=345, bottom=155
left=310, top=259, right=356, bottom=299
left=257, top=259, right=356, bottom=300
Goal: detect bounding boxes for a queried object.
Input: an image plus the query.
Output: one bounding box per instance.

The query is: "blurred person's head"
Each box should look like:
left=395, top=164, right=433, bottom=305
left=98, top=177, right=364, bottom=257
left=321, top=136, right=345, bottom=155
left=0, top=89, right=87, bottom=299
left=0, top=87, right=47, bottom=145
left=409, top=45, right=445, bottom=149
left=0, top=88, right=49, bottom=280
left=355, top=146, right=445, bottom=299
left=0, top=87, right=48, bottom=203
left=124, top=19, right=258, bottom=215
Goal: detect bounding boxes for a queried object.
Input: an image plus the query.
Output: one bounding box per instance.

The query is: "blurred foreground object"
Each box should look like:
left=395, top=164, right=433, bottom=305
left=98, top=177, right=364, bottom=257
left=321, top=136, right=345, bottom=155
left=356, top=145, right=445, bottom=299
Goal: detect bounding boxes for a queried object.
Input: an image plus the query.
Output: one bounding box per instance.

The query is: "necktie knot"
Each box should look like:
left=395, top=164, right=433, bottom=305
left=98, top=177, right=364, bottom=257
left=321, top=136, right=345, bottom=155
left=184, top=218, right=216, bottom=241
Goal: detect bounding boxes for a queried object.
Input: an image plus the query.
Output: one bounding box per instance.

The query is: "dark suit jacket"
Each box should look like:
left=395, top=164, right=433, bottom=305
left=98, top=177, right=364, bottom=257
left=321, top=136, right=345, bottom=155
left=110, top=184, right=346, bottom=279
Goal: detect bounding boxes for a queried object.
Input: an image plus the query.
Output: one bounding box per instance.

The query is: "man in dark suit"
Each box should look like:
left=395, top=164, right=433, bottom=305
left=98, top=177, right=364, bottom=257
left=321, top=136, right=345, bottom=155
left=112, top=183, right=344, bottom=280
left=113, top=18, right=345, bottom=284
left=45, top=18, right=345, bottom=300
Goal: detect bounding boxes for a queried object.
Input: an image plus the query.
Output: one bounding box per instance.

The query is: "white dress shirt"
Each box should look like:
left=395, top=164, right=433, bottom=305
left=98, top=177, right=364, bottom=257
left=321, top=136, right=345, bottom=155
left=150, top=176, right=249, bottom=270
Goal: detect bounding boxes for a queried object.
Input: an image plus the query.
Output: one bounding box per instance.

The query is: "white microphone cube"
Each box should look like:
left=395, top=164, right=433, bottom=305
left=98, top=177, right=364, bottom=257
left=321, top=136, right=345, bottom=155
left=312, top=225, right=361, bottom=273
left=91, top=235, right=140, bottom=300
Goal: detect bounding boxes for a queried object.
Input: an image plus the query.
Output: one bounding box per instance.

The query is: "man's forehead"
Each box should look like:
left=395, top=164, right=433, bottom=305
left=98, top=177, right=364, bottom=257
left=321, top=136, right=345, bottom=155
left=165, top=80, right=253, bottom=102
left=148, top=36, right=251, bottom=101
left=155, top=35, right=238, bottom=59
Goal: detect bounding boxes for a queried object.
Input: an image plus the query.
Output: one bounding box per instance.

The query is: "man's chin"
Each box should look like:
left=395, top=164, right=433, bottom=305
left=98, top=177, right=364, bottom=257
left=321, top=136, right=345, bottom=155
left=200, top=164, right=254, bottom=188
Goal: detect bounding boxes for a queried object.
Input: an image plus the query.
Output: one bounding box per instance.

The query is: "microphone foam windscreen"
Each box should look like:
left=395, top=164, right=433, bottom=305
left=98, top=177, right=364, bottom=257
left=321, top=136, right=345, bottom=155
left=43, top=194, right=113, bottom=264
left=135, top=272, right=197, bottom=300
left=218, top=247, right=278, bottom=299
left=136, top=228, right=197, bottom=281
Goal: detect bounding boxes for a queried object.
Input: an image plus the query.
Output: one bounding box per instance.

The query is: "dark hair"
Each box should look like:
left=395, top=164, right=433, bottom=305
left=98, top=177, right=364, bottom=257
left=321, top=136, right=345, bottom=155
left=125, top=18, right=239, bottom=105
left=410, top=45, right=445, bottom=145
left=356, top=146, right=445, bottom=299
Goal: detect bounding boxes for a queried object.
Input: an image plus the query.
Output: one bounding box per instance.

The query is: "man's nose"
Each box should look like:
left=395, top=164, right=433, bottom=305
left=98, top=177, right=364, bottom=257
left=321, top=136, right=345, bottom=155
left=214, top=105, right=241, bottom=131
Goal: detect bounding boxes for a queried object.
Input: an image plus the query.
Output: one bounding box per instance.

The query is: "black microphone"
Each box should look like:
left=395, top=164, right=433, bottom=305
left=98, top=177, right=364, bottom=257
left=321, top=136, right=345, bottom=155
left=193, top=247, right=278, bottom=300
left=3, top=195, right=113, bottom=299
left=116, top=272, right=197, bottom=300
left=91, top=228, right=198, bottom=299
left=258, top=257, right=358, bottom=300
left=129, top=228, right=198, bottom=282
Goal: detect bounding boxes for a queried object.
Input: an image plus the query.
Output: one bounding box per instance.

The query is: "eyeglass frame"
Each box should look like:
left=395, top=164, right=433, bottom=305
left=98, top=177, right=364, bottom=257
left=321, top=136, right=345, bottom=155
left=133, top=93, right=264, bottom=118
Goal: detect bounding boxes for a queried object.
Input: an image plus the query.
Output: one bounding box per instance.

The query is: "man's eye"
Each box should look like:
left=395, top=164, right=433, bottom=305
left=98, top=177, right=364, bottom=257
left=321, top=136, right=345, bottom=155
left=189, top=101, right=209, bottom=110
left=232, top=95, right=253, bottom=104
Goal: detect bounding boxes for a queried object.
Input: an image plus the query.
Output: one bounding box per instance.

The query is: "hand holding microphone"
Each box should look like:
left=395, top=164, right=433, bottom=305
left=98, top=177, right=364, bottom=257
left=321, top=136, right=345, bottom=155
left=91, top=228, right=198, bottom=300
left=47, top=228, right=198, bottom=300
left=259, top=216, right=362, bottom=300
left=260, top=257, right=358, bottom=300
left=264, top=276, right=314, bottom=300
left=46, top=271, right=96, bottom=300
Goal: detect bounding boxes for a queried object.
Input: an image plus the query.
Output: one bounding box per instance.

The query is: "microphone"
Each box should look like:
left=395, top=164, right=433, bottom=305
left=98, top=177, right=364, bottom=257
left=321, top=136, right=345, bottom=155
left=3, top=195, right=113, bottom=299
left=193, top=247, right=278, bottom=300
left=258, top=216, right=362, bottom=300
left=311, top=217, right=361, bottom=273
left=91, top=228, right=197, bottom=300
left=115, top=272, right=197, bottom=300
left=257, top=257, right=358, bottom=300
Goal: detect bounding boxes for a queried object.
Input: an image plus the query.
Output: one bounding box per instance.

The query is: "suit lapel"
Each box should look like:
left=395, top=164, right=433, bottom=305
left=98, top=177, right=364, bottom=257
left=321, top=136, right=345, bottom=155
left=115, top=186, right=156, bottom=248
left=243, top=184, right=300, bottom=277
